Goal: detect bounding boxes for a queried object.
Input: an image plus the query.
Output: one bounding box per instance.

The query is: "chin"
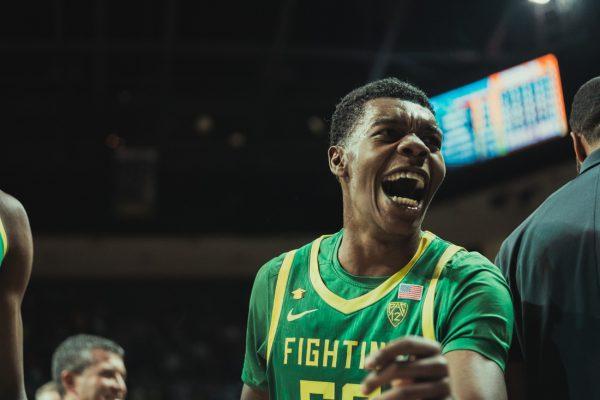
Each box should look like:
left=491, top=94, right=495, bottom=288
left=377, top=198, right=427, bottom=234
left=378, top=217, right=422, bottom=238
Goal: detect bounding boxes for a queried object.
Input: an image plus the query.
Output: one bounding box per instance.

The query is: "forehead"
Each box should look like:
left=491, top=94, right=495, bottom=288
left=87, top=349, right=126, bottom=373
left=360, top=97, right=436, bottom=126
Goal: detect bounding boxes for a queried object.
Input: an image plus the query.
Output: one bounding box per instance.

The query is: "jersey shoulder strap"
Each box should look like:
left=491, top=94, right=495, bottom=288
left=266, top=249, right=297, bottom=363
left=421, top=244, right=463, bottom=341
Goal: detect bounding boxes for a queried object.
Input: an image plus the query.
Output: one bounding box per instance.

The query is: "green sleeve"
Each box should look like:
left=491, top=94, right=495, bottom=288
left=241, top=253, right=286, bottom=390
left=437, top=251, right=514, bottom=372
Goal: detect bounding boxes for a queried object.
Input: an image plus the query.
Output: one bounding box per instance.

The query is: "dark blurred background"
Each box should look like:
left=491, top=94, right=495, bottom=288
left=2, top=0, right=599, bottom=398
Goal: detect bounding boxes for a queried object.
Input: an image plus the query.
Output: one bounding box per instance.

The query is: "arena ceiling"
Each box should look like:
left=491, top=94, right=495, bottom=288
left=2, top=0, right=599, bottom=233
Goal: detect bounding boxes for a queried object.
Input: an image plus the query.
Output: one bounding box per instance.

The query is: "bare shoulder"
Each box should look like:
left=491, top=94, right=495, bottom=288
left=0, top=190, right=32, bottom=296
left=0, top=190, right=31, bottom=250
left=0, top=190, right=28, bottom=227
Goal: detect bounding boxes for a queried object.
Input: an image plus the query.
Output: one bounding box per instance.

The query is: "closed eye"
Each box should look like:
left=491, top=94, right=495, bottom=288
left=372, top=128, right=403, bottom=141
left=99, top=370, right=115, bottom=378
left=422, top=135, right=442, bottom=150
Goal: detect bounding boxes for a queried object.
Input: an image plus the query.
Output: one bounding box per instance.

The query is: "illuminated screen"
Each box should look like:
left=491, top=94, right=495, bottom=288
left=431, top=54, right=568, bottom=167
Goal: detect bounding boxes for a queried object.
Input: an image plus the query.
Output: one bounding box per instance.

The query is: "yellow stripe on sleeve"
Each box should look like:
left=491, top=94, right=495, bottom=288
left=266, top=249, right=297, bottom=364
left=0, top=215, right=8, bottom=257
left=422, top=244, right=462, bottom=341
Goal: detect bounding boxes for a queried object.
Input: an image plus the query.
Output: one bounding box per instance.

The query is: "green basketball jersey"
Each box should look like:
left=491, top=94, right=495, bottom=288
left=242, top=230, right=513, bottom=399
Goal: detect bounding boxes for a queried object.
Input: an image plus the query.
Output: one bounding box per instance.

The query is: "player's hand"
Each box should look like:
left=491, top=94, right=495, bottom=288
left=361, top=335, right=451, bottom=400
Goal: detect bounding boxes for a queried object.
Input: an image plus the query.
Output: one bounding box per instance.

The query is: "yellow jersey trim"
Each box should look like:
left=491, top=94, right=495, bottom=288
left=309, top=231, right=435, bottom=315
left=266, top=249, right=296, bottom=363
left=422, top=244, right=463, bottom=341
left=0, top=215, right=8, bottom=257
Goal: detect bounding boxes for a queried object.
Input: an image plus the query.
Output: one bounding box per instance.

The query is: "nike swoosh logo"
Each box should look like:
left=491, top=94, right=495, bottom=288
left=287, top=308, right=318, bottom=322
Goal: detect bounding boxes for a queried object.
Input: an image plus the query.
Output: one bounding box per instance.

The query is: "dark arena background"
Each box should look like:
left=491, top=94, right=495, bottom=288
left=3, top=0, right=600, bottom=398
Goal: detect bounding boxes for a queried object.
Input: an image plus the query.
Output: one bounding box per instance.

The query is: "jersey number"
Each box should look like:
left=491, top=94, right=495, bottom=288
left=300, top=380, right=381, bottom=399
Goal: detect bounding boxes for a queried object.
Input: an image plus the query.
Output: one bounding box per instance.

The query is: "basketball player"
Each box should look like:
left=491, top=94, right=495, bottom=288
left=241, top=78, right=513, bottom=399
left=0, top=191, right=33, bottom=400
left=52, top=334, right=127, bottom=400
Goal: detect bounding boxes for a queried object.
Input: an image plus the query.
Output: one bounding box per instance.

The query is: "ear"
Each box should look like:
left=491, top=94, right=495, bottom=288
left=328, top=145, right=348, bottom=179
left=61, top=370, right=78, bottom=394
left=570, top=131, right=588, bottom=164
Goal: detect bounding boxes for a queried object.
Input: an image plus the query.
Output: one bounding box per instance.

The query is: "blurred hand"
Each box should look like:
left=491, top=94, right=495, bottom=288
left=361, top=336, right=451, bottom=400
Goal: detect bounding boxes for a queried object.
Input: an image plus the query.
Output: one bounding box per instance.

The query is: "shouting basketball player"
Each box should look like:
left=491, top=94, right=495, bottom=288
left=241, top=78, right=513, bottom=400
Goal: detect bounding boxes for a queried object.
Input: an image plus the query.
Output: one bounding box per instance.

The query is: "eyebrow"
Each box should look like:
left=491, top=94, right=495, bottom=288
left=370, top=117, right=405, bottom=128
left=371, top=117, right=442, bottom=134
left=100, top=366, right=127, bottom=376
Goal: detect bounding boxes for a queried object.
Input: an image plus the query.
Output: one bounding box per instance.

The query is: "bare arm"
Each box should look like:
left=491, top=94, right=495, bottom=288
left=0, top=194, right=33, bottom=400
left=241, top=384, right=269, bottom=400
left=446, top=350, right=507, bottom=400
left=361, top=336, right=506, bottom=400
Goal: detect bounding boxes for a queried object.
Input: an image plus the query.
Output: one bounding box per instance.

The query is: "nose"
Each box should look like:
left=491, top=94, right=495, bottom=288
left=396, top=133, right=429, bottom=162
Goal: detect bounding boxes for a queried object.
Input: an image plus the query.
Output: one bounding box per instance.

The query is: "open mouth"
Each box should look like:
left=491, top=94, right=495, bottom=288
left=381, top=171, right=426, bottom=208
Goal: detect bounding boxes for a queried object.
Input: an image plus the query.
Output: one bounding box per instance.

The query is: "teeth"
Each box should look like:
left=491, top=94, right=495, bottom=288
left=390, top=196, right=419, bottom=207
left=384, top=171, right=425, bottom=189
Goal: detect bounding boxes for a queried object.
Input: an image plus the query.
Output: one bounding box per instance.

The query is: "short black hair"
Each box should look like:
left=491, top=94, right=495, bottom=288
left=570, top=76, right=600, bottom=144
left=329, top=77, right=434, bottom=146
left=52, top=334, right=124, bottom=395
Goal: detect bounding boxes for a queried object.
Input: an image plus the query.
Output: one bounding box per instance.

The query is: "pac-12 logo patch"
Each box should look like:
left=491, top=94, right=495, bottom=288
left=387, top=302, right=409, bottom=327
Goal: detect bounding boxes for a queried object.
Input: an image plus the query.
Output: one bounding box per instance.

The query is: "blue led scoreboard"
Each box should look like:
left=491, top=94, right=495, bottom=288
left=431, top=54, right=568, bottom=167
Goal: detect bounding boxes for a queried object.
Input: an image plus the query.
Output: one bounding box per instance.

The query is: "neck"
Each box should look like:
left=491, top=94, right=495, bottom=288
left=577, top=142, right=600, bottom=173
left=338, top=225, right=421, bottom=277
left=63, top=394, right=78, bottom=400
left=588, top=143, right=600, bottom=157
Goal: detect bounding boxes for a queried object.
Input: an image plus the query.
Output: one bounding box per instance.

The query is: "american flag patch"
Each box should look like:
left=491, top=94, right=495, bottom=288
left=397, top=283, right=423, bottom=301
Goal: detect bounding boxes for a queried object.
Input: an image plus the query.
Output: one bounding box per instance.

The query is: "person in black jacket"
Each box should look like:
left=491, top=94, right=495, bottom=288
left=496, top=76, right=600, bottom=399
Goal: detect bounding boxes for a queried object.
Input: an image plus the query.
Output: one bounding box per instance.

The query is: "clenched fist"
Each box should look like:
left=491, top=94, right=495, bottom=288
left=361, top=336, right=451, bottom=400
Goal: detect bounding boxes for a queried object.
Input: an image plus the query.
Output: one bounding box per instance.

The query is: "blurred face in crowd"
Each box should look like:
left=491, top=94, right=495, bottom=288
left=63, top=349, right=127, bottom=400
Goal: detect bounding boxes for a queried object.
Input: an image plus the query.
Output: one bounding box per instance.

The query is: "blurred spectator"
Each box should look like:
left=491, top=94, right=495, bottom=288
left=35, top=381, right=61, bottom=400
left=24, top=281, right=246, bottom=400
left=52, top=334, right=127, bottom=400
